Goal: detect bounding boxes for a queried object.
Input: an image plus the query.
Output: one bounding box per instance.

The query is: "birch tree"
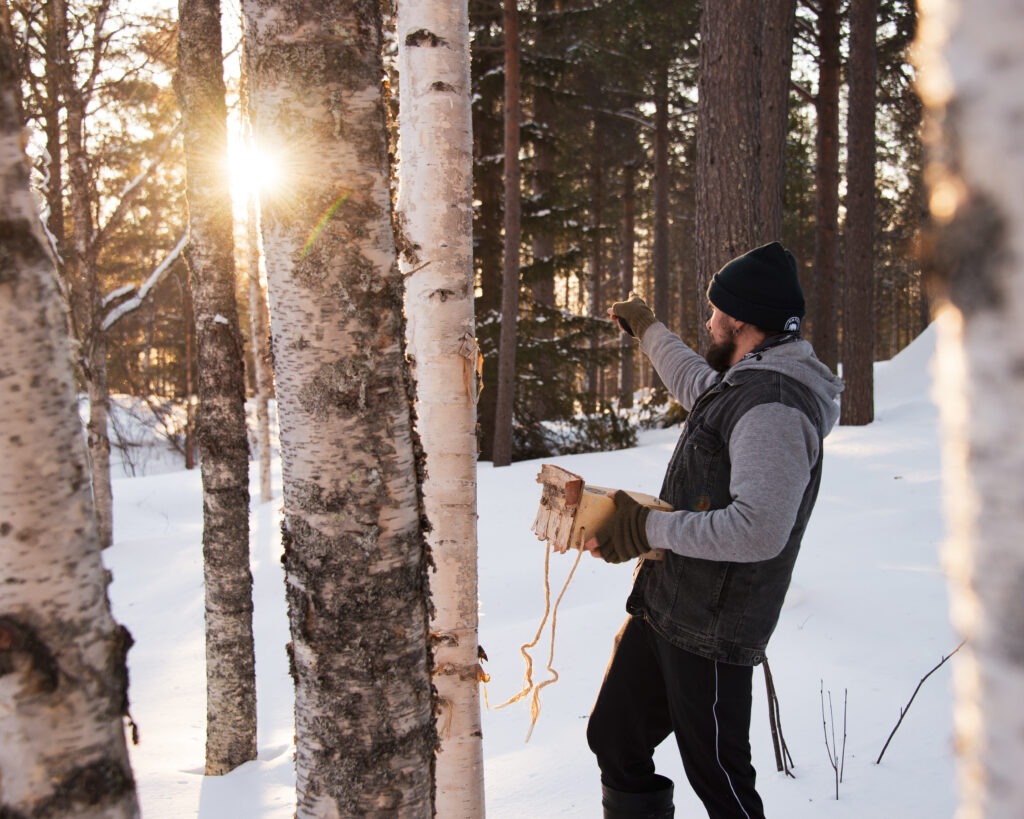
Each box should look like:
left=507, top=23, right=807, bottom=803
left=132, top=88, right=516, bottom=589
left=396, top=2, right=484, bottom=815
left=242, top=0, right=436, bottom=814
left=176, top=0, right=257, bottom=775
left=918, top=1, right=1024, bottom=815
left=0, top=12, right=138, bottom=815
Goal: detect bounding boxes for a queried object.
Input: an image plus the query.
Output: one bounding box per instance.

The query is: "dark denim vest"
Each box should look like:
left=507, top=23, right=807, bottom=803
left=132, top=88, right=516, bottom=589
left=626, top=367, right=825, bottom=665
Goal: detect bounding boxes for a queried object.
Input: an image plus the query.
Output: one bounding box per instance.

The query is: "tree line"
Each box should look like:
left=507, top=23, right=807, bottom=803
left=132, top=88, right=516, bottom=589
left=0, top=0, right=943, bottom=816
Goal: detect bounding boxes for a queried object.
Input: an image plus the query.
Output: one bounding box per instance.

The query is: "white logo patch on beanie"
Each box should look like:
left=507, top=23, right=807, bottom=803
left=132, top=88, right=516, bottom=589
left=784, top=316, right=801, bottom=332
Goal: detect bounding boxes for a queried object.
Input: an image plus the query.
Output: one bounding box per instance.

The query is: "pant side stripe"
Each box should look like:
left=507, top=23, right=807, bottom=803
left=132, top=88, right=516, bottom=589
left=713, top=661, right=752, bottom=819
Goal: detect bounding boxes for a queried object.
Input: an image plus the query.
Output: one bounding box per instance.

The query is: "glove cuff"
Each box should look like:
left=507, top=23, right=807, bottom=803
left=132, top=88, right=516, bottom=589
left=631, top=313, right=656, bottom=341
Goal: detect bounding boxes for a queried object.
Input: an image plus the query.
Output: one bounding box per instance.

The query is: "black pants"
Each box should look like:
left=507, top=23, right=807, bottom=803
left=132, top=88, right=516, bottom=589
left=587, top=616, right=765, bottom=819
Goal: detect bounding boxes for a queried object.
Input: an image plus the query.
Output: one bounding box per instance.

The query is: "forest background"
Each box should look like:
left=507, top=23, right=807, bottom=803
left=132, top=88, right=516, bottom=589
left=7, top=0, right=927, bottom=477
left=3, top=0, right=977, bottom=816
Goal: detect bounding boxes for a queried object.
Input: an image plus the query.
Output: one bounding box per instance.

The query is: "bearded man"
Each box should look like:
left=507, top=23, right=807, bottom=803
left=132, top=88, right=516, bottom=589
left=585, top=242, right=844, bottom=819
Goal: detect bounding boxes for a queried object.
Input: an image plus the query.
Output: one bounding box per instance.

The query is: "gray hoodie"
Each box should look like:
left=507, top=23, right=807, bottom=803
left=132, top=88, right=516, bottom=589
left=640, top=322, right=844, bottom=563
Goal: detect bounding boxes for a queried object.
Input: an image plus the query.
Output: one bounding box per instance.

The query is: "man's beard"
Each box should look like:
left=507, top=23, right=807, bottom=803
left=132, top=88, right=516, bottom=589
left=705, top=336, right=736, bottom=373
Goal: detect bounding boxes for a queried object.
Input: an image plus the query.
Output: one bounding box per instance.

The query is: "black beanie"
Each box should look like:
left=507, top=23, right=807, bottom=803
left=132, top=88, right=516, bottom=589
left=706, top=241, right=805, bottom=332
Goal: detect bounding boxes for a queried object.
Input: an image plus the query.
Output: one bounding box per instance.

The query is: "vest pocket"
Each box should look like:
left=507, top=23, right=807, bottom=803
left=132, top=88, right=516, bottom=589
left=681, top=423, right=726, bottom=511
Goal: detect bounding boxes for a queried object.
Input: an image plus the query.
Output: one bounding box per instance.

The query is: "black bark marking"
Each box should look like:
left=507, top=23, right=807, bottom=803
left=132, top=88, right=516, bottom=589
left=405, top=29, right=448, bottom=48
left=0, top=218, right=51, bottom=282
left=431, top=81, right=456, bottom=93
left=0, top=616, right=59, bottom=693
left=922, top=191, right=1009, bottom=317
left=19, top=757, right=136, bottom=817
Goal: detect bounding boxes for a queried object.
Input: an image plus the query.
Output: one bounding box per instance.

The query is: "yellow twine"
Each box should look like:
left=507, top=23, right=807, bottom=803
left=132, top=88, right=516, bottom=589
left=490, top=540, right=585, bottom=742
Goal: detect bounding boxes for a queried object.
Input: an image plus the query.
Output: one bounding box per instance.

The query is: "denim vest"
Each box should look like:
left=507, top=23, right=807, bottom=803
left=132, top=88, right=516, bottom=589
left=626, top=368, right=825, bottom=665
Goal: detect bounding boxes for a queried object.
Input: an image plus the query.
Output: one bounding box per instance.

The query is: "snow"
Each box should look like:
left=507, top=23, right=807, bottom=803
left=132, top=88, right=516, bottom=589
left=105, top=322, right=958, bottom=818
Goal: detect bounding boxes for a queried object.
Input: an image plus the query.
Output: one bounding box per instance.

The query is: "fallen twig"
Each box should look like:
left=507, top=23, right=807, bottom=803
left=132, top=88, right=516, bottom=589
left=876, top=640, right=966, bottom=765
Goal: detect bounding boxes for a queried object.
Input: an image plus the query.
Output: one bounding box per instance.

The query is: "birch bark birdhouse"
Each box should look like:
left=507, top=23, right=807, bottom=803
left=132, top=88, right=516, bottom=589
left=530, top=464, right=672, bottom=559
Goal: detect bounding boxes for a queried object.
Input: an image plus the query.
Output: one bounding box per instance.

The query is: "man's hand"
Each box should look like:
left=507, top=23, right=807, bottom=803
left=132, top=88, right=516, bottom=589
left=608, top=293, right=656, bottom=341
left=584, top=491, right=652, bottom=564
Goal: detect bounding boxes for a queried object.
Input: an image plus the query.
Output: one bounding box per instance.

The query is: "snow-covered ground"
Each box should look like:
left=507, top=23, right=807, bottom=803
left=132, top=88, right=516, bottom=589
left=105, top=322, right=958, bottom=818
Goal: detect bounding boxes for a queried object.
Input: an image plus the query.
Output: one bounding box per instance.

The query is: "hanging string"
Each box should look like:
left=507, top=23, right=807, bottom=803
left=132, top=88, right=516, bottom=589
left=488, top=541, right=585, bottom=741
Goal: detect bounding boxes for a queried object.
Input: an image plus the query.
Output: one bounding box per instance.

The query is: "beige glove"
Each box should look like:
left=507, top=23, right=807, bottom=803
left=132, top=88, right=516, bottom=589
left=610, top=293, right=656, bottom=340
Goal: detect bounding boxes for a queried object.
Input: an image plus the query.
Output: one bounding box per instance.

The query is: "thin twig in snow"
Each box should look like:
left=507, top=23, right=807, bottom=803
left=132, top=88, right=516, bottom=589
left=876, top=640, right=966, bottom=765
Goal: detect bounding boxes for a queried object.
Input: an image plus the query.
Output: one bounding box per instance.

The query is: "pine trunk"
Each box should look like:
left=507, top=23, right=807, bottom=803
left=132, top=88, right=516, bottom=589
left=177, top=0, right=258, bottom=775
left=696, top=0, right=762, bottom=348
left=921, top=1, right=1024, bottom=815
left=397, top=3, right=484, bottom=815
left=759, top=0, right=796, bottom=243
left=492, top=0, right=521, bottom=467
left=652, top=66, right=670, bottom=330
left=812, top=0, right=841, bottom=373
left=0, top=21, right=139, bottom=814
left=840, top=0, right=876, bottom=425
left=620, top=161, right=637, bottom=408
left=243, top=1, right=436, bottom=814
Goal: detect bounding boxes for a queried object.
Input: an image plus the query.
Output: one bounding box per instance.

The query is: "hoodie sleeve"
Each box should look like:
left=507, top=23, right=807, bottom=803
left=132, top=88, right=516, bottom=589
left=644, top=402, right=820, bottom=562
left=640, top=322, right=719, bottom=411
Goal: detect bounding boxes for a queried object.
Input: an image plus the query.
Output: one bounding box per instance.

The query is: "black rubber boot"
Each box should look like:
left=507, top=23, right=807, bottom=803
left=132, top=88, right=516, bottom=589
left=601, top=783, right=675, bottom=818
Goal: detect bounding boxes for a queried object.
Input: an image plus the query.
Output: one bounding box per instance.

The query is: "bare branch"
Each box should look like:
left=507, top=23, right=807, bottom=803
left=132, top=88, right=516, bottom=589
left=876, top=640, right=966, bottom=765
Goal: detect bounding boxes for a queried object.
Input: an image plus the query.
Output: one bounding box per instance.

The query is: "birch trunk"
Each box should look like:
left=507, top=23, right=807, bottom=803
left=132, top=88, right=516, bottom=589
left=177, top=0, right=257, bottom=775
left=242, top=44, right=274, bottom=504
left=918, top=2, right=1024, bottom=815
left=246, top=190, right=274, bottom=504
left=0, top=18, right=138, bottom=814
left=65, top=50, right=116, bottom=549
left=396, top=2, right=484, bottom=815
left=243, top=1, right=436, bottom=814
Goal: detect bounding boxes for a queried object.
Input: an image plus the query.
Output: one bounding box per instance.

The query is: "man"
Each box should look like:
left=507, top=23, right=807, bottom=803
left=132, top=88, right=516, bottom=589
left=584, top=242, right=843, bottom=819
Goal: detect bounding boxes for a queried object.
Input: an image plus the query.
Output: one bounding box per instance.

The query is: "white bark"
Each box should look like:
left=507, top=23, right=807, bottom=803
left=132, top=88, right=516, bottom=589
left=918, top=1, right=1024, bottom=815
left=396, top=2, right=484, bottom=816
left=243, top=1, right=435, bottom=814
left=246, top=191, right=274, bottom=504
left=178, top=0, right=258, bottom=776
left=0, top=25, right=138, bottom=814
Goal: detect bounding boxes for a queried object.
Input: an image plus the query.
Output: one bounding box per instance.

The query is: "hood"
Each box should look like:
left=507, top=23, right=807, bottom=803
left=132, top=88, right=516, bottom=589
left=725, top=338, right=844, bottom=435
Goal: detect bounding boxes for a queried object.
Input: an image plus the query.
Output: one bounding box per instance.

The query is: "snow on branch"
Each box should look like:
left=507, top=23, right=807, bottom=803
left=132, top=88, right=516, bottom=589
left=101, top=233, right=187, bottom=331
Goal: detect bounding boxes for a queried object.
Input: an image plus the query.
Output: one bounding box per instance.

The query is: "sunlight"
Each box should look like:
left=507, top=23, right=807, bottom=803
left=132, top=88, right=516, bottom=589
left=227, top=137, right=282, bottom=210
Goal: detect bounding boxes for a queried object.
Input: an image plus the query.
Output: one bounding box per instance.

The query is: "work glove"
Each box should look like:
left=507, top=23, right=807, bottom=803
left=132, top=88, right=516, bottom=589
left=610, top=293, right=656, bottom=341
left=592, top=491, right=652, bottom=564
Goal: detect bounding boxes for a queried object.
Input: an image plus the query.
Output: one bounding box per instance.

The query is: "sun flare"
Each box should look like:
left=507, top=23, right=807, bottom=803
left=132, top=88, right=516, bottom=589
left=227, top=140, right=282, bottom=208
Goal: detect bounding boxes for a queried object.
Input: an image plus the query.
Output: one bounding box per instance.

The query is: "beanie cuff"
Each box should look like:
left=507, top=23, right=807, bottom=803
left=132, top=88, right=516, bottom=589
left=707, top=279, right=804, bottom=332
